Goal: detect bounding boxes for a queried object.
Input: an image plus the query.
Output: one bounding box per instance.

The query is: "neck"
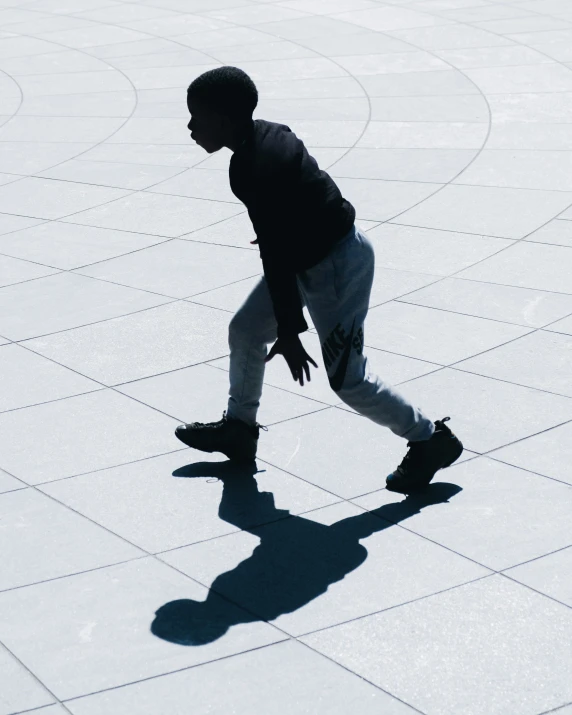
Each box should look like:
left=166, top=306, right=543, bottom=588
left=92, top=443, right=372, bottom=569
left=226, top=118, right=254, bottom=153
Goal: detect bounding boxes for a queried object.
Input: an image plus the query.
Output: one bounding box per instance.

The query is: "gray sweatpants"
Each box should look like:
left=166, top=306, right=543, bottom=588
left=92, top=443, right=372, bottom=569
left=226, top=225, right=435, bottom=442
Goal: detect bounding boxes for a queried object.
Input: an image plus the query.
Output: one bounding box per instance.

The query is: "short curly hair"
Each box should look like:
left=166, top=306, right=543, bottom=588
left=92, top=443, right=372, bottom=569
left=188, top=66, right=258, bottom=122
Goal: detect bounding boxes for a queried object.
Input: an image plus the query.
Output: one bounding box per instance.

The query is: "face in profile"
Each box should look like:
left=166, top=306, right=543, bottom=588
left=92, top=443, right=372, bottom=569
left=186, top=96, right=228, bottom=154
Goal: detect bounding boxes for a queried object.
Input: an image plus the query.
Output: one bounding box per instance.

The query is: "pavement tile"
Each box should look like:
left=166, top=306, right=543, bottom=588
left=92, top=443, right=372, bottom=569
left=41, top=450, right=339, bottom=553
left=26, top=302, right=231, bottom=385
left=365, top=301, right=530, bottom=364
left=505, top=546, right=572, bottom=606
left=0, top=253, right=57, bottom=287
left=0, top=177, right=129, bottom=221
left=368, top=94, right=488, bottom=122
left=38, top=159, right=186, bottom=191
left=367, top=265, right=442, bottom=306
left=488, top=90, right=572, bottom=123
left=464, top=63, right=572, bottom=93
left=65, top=192, right=242, bottom=238
left=76, top=239, right=260, bottom=299
left=0, top=142, right=93, bottom=174
left=368, top=223, right=512, bottom=275
left=0, top=469, right=26, bottom=495
left=258, top=407, right=417, bottom=498
left=204, top=5, right=306, bottom=25
left=0, top=116, right=123, bottom=143
left=18, top=89, right=134, bottom=117
left=0, top=488, right=142, bottom=591
left=0, top=344, right=100, bottom=412
left=387, top=23, right=513, bottom=49
left=148, top=167, right=240, bottom=203
left=397, top=367, right=572, bottom=453
left=458, top=241, right=572, bottom=293
left=66, top=639, right=416, bottom=715
left=0, top=213, right=43, bottom=236
left=399, top=277, right=572, bottom=327
left=455, top=149, right=572, bottom=192
left=435, top=44, right=551, bottom=68
left=0, top=272, right=168, bottom=341
left=0, top=222, right=169, bottom=270
left=116, top=362, right=327, bottom=427
left=17, top=69, right=133, bottom=96
left=358, top=68, right=480, bottom=96
left=0, top=389, right=178, bottom=484
left=36, top=26, right=151, bottom=50
left=396, top=184, right=572, bottom=239
left=177, top=211, right=251, bottom=248
left=259, top=95, right=369, bottom=121
left=335, top=6, right=449, bottom=31
left=334, top=51, right=449, bottom=76
left=78, top=142, right=205, bottom=167
left=24, top=706, right=68, bottom=715
left=491, top=420, right=572, bottom=486
left=255, top=76, right=364, bottom=100
left=354, top=457, right=572, bottom=570
left=548, top=313, right=572, bottom=336
left=487, top=120, right=572, bottom=150
left=256, top=16, right=366, bottom=40
left=0, top=559, right=285, bottom=701
left=105, top=116, right=195, bottom=143
left=302, top=576, right=572, bottom=715
left=457, top=330, right=572, bottom=396
left=331, top=147, right=476, bottom=182
left=358, top=120, right=486, bottom=149
left=188, top=275, right=261, bottom=312
left=526, top=219, right=572, bottom=248
left=0, top=647, right=54, bottom=715
left=335, top=177, right=438, bottom=221
left=236, top=57, right=347, bottom=84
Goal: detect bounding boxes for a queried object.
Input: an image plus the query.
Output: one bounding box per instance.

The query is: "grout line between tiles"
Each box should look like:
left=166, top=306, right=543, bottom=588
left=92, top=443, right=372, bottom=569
left=0, top=638, right=73, bottom=715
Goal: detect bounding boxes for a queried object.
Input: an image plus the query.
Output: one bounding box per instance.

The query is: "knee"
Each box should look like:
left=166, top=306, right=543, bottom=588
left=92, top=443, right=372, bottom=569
left=228, top=310, right=250, bottom=346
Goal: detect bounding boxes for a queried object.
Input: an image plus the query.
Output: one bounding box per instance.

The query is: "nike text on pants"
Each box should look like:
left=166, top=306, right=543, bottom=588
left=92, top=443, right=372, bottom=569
left=226, top=225, right=435, bottom=442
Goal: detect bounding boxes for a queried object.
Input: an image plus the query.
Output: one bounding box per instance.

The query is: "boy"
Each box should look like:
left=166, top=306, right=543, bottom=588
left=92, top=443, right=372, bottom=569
left=176, top=66, right=463, bottom=493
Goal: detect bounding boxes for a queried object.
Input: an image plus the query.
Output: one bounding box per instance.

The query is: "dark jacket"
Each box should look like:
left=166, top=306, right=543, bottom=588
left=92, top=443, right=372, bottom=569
left=229, top=119, right=356, bottom=338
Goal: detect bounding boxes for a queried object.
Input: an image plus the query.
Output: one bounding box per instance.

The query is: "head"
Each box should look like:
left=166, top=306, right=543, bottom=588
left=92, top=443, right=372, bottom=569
left=152, top=599, right=230, bottom=646
left=187, top=66, right=258, bottom=153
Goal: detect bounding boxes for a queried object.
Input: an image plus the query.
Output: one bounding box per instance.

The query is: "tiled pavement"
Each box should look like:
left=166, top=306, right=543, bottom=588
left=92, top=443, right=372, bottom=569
left=1, top=0, right=571, bottom=712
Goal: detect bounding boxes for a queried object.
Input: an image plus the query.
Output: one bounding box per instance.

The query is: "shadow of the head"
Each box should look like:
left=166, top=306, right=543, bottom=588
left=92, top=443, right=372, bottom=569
left=151, top=598, right=231, bottom=646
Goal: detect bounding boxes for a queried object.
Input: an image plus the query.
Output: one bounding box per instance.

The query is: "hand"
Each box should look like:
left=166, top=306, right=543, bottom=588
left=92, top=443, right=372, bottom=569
left=265, top=336, right=318, bottom=386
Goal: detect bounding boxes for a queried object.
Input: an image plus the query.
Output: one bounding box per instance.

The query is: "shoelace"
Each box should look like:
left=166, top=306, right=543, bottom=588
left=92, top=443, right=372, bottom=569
left=192, top=413, right=268, bottom=433
left=395, top=440, right=426, bottom=476
left=395, top=417, right=452, bottom=476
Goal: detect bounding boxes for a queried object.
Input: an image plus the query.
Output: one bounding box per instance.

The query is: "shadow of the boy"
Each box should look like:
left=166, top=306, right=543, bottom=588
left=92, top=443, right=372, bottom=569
left=151, top=461, right=462, bottom=646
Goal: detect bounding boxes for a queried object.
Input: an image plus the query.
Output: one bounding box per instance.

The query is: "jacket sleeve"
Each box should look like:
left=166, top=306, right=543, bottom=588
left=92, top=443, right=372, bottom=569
left=259, top=243, right=308, bottom=339
left=253, top=134, right=309, bottom=339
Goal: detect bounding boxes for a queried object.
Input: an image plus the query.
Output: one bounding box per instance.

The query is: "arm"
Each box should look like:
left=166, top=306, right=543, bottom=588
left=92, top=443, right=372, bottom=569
left=259, top=246, right=307, bottom=340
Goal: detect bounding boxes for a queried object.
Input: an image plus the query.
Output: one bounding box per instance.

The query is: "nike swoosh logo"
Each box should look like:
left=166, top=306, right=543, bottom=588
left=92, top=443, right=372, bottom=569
left=328, top=318, right=355, bottom=392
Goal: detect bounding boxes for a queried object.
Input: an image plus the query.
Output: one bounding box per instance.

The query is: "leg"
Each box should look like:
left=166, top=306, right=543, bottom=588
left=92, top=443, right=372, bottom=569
left=227, top=276, right=278, bottom=425
left=299, top=227, right=434, bottom=442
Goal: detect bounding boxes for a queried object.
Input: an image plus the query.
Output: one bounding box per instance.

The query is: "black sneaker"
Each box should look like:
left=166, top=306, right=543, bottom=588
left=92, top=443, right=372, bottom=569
left=175, top=413, right=262, bottom=463
left=386, top=417, right=463, bottom=494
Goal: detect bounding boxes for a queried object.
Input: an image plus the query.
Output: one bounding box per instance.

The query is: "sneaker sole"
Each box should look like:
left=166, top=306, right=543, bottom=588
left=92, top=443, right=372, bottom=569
left=174, top=428, right=257, bottom=463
